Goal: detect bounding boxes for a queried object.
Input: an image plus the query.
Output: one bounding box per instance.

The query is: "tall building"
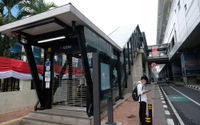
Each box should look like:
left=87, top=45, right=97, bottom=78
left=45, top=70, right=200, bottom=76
left=158, top=0, right=200, bottom=84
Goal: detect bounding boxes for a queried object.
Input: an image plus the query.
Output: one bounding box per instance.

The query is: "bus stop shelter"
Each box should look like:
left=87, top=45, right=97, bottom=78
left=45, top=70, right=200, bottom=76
left=0, top=4, right=122, bottom=125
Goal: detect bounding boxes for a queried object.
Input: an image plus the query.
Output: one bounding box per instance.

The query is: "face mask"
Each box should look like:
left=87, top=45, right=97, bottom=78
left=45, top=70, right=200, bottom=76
left=143, top=81, right=147, bottom=85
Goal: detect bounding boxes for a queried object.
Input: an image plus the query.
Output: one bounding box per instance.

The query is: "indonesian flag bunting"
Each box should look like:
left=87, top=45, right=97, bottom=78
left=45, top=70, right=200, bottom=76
left=0, top=56, right=84, bottom=80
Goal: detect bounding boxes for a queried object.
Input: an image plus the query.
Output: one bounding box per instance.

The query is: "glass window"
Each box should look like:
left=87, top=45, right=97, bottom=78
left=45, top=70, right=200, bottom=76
left=0, top=78, right=20, bottom=92
left=100, top=62, right=110, bottom=91
left=10, top=43, right=22, bottom=59
left=112, top=64, right=118, bottom=88
left=112, top=61, right=119, bottom=99
left=33, top=46, right=42, bottom=64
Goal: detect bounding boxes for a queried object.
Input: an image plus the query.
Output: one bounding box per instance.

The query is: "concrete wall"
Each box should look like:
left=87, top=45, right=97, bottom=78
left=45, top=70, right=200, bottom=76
left=0, top=80, right=38, bottom=114
left=132, top=52, right=143, bottom=84
left=124, top=51, right=144, bottom=94
left=145, top=61, right=150, bottom=79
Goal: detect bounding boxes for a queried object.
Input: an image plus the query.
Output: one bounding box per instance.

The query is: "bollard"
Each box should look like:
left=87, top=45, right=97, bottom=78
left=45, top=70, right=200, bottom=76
left=145, top=104, right=152, bottom=125
left=145, top=116, right=151, bottom=125
left=148, top=104, right=152, bottom=118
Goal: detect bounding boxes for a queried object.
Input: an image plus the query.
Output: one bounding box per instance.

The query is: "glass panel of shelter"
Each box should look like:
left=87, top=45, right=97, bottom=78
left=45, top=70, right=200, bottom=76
left=51, top=51, right=121, bottom=107
left=52, top=52, right=87, bottom=107
left=111, top=60, right=119, bottom=100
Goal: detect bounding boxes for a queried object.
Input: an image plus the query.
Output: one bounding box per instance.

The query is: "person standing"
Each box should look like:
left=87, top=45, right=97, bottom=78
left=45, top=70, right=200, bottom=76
left=137, top=75, right=151, bottom=125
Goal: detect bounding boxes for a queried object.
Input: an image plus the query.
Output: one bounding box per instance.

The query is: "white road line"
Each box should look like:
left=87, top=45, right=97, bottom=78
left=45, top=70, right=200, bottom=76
left=170, top=86, right=200, bottom=106
left=162, top=101, right=166, bottom=104
left=167, top=119, right=175, bottom=125
left=161, top=97, right=164, bottom=100
left=161, top=87, right=185, bottom=125
left=165, top=110, right=170, bottom=115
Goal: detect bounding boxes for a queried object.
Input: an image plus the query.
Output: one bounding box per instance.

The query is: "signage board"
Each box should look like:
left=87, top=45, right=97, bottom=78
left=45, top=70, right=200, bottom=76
left=45, top=60, right=51, bottom=88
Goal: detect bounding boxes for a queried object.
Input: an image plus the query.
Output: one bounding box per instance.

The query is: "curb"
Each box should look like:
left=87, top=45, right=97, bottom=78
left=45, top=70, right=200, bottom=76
left=159, top=87, right=175, bottom=125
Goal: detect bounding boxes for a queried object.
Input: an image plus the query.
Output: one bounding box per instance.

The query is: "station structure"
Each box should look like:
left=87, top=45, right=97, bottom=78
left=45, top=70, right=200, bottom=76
left=157, top=0, right=200, bottom=85
left=0, top=3, right=150, bottom=125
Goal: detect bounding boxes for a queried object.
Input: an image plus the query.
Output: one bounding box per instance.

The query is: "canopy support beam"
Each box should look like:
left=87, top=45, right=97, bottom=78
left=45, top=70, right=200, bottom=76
left=23, top=40, right=45, bottom=107
left=77, top=26, right=94, bottom=117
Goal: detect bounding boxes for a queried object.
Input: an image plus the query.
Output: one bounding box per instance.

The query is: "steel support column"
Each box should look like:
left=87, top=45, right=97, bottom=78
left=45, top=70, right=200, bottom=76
left=117, top=52, right=123, bottom=99
left=23, top=42, right=45, bottom=107
left=123, top=49, right=127, bottom=88
left=130, top=37, right=134, bottom=65
left=77, top=26, right=93, bottom=116
left=43, top=51, right=55, bottom=109
left=42, top=49, right=47, bottom=90
left=106, top=97, right=116, bottom=125
left=127, top=42, right=131, bottom=75
left=49, top=52, right=55, bottom=108
left=106, top=57, right=116, bottom=125
left=67, top=54, right=73, bottom=104
left=92, top=53, right=100, bottom=125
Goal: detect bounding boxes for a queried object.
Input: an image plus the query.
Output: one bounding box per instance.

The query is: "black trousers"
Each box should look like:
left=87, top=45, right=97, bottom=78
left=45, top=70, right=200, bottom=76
left=139, top=101, right=146, bottom=125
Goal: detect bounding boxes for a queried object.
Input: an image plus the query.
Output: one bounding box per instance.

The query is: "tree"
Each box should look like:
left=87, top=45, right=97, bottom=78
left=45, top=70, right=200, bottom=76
left=0, top=0, right=23, bottom=58
left=0, top=0, right=57, bottom=58
left=18, top=0, right=57, bottom=18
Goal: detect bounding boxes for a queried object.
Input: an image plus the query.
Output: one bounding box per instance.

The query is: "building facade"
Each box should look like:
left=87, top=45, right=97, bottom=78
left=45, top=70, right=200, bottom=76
left=158, top=0, right=200, bottom=84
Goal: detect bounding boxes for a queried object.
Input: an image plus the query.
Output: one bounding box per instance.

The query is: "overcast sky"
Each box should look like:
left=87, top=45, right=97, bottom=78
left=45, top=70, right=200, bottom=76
left=45, top=0, right=158, bottom=45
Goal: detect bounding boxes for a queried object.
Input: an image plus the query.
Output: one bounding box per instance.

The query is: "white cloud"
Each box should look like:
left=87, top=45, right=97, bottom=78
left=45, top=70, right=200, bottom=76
left=45, top=0, right=157, bottom=45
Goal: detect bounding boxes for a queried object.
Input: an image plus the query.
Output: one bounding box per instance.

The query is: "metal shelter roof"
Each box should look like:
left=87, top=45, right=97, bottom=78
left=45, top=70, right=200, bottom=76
left=0, top=3, right=121, bottom=50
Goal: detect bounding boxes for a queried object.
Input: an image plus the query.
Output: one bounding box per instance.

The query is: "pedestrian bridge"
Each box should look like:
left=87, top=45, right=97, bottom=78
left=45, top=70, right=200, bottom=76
left=147, top=43, right=169, bottom=64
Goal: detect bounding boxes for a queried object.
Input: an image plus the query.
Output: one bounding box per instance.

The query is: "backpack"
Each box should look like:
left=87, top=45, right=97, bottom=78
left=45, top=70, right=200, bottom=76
left=132, top=86, right=139, bottom=101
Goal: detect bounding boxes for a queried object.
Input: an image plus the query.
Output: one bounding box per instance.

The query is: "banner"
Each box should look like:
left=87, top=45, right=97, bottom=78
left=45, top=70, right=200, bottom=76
left=0, top=57, right=84, bottom=80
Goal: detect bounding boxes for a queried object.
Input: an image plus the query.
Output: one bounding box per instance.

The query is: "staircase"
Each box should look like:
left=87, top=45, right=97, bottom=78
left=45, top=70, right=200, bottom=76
left=20, top=106, right=93, bottom=125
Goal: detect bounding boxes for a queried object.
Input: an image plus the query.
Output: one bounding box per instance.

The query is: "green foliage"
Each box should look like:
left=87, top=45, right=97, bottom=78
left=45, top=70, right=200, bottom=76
left=0, top=0, right=23, bottom=58
left=18, top=0, right=57, bottom=17
left=0, top=0, right=22, bottom=24
left=0, top=0, right=57, bottom=58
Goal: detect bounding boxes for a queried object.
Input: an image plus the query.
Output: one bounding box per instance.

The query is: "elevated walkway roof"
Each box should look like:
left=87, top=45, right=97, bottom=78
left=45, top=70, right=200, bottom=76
left=109, top=25, right=137, bottom=48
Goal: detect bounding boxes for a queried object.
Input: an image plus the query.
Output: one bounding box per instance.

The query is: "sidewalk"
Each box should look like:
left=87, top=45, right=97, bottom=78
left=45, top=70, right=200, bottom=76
left=102, top=84, right=168, bottom=125
left=0, top=84, right=167, bottom=125
left=102, top=96, right=140, bottom=125
left=0, top=107, right=33, bottom=125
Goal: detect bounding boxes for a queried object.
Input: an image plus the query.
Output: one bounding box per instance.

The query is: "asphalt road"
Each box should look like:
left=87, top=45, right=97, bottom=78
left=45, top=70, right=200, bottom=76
left=160, top=83, right=200, bottom=125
